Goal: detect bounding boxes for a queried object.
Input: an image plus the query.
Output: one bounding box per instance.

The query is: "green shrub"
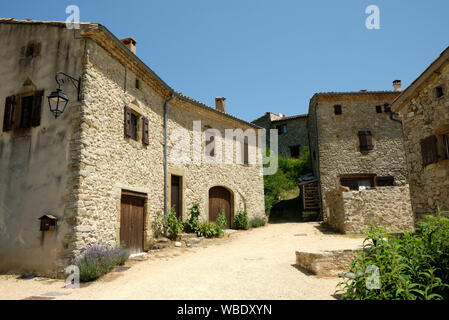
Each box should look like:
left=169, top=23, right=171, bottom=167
left=216, top=210, right=228, bottom=230
left=336, top=210, right=449, bottom=300
left=152, top=211, right=165, bottom=238
left=74, top=243, right=129, bottom=282
left=197, top=222, right=221, bottom=238
left=250, top=216, right=267, bottom=228
left=184, top=202, right=201, bottom=233
left=233, top=210, right=249, bottom=230
left=166, top=207, right=183, bottom=240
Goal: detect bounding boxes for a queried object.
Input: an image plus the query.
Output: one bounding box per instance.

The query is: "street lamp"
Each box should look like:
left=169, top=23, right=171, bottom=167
left=47, top=72, right=81, bottom=119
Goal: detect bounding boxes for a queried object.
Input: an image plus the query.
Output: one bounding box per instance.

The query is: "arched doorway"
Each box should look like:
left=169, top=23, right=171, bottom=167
left=209, top=186, right=232, bottom=228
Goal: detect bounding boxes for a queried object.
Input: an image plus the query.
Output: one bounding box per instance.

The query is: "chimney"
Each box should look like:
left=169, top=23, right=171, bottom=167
left=393, top=80, right=402, bottom=92
left=215, top=97, right=226, bottom=113
left=121, top=37, right=137, bottom=55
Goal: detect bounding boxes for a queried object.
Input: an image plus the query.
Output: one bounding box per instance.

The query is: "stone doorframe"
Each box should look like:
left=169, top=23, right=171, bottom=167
left=167, top=167, right=185, bottom=221
left=114, top=184, right=151, bottom=251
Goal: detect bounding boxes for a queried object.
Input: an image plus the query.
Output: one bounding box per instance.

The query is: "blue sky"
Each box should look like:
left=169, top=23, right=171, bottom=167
left=1, top=0, right=448, bottom=122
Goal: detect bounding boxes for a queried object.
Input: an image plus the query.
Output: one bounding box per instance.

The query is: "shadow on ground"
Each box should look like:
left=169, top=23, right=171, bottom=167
left=269, top=196, right=302, bottom=223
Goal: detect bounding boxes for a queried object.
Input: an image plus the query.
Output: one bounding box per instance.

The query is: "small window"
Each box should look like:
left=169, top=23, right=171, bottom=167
left=376, top=105, right=382, bottom=113
left=340, top=175, right=375, bottom=191
left=242, top=137, right=249, bottom=165
left=124, top=105, right=140, bottom=141
left=443, top=134, right=449, bottom=160
left=135, top=79, right=141, bottom=89
left=289, top=145, right=301, bottom=158
left=334, top=105, right=342, bottom=115
left=282, top=124, right=287, bottom=134
left=358, top=131, right=374, bottom=151
left=19, top=96, right=33, bottom=129
left=276, top=124, right=287, bottom=135
left=436, top=86, right=444, bottom=98
left=130, top=113, right=138, bottom=141
left=205, top=134, right=215, bottom=157
left=420, top=135, right=438, bottom=166
left=376, top=176, right=394, bottom=187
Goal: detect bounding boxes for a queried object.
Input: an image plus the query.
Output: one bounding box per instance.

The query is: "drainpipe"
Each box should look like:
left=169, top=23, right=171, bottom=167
left=312, top=97, right=324, bottom=221
left=387, top=110, right=403, bottom=124
left=164, top=92, right=175, bottom=236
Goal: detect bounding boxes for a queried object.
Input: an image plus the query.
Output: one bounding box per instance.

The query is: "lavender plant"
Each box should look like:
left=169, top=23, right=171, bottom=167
left=74, top=243, right=129, bottom=282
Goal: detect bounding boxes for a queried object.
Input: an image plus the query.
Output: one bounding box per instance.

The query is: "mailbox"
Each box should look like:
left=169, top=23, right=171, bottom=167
left=39, top=214, right=57, bottom=231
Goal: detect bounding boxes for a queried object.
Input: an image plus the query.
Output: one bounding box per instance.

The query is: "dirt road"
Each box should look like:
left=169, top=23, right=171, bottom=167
left=0, top=222, right=364, bottom=300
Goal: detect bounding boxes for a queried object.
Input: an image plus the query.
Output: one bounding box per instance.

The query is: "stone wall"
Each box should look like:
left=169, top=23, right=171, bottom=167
left=252, top=113, right=309, bottom=158
left=73, top=35, right=265, bottom=255
left=326, top=185, right=414, bottom=234
left=0, top=22, right=85, bottom=277
left=308, top=92, right=409, bottom=225
left=395, top=61, right=449, bottom=219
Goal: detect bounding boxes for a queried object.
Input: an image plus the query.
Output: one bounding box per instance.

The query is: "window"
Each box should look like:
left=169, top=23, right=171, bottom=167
left=289, top=145, right=301, bottom=158
left=376, top=105, right=382, bottom=113
left=124, top=105, right=148, bottom=144
left=205, top=134, right=215, bottom=157
left=420, top=135, right=438, bottom=166
left=275, top=124, right=287, bottom=135
left=2, top=91, right=44, bottom=132
left=358, top=131, right=374, bottom=151
left=376, top=176, right=394, bottom=187
left=442, top=134, right=449, bottom=160
left=242, top=137, right=249, bottom=165
left=436, top=86, right=444, bottom=98
left=135, top=79, right=141, bottom=90
left=334, top=105, right=342, bottom=115
left=340, top=174, right=375, bottom=191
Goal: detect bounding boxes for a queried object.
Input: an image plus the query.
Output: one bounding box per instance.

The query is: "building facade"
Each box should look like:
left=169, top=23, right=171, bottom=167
left=307, top=88, right=415, bottom=233
left=0, top=19, right=265, bottom=277
left=391, top=47, right=449, bottom=219
left=252, top=112, right=309, bottom=158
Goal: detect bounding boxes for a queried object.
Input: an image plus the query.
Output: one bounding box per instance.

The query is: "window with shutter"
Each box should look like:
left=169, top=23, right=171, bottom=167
left=31, top=90, right=44, bottom=127
left=420, top=135, right=438, bottom=166
left=376, top=176, right=394, bottom=187
left=142, top=116, right=149, bottom=145
left=205, top=134, right=215, bottom=157
left=3, top=95, right=15, bottom=132
left=444, top=134, right=449, bottom=160
left=19, top=96, right=33, bottom=129
left=124, top=106, right=132, bottom=138
left=242, top=137, right=249, bottom=165
left=358, top=131, right=373, bottom=151
left=130, top=113, right=138, bottom=141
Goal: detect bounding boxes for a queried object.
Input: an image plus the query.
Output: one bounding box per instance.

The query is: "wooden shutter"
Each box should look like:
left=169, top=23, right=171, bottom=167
left=124, top=106, right=131, bottom=137
left=31, top=90, right=44, bottom=127
left=420, top=135, right=438, bottom=166
left=206, top=135, right=215, bottom=157
left=358, top=131, right=373, bottom=151
left=142, top=116, right=149, bottom=145
left=3, top=95, right=15, bottom=132
left=243, top=138, right=249, bottom=164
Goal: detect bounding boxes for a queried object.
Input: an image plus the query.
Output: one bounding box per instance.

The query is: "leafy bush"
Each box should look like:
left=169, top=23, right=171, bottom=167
left=250, top=216, right=267, bottom=228
left=152, top=211, right=166, bottom=238
left=74, top=243, right=129, bottom=282
left=263, top=146, right=312, bottom=215
left=337, top=210, right=449, bottom=300
left=197, top=222, right=222, bottom=238
left=184, top=202, right=201, bottom=233
left=233, top=210, right=249, bottom=230
left=216, top=210, right=228, bottom=230
left=166, top=207, right=183, bottom=240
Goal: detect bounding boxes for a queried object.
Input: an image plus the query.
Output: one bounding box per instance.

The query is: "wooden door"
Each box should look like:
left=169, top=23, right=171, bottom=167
left=171, top=175, right=182, bottom=220
left=209, top=186, right=232, bottom=228
left=120, top=195, right=144, bottom=254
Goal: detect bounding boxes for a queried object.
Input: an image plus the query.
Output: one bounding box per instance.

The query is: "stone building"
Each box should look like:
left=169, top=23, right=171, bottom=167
left=307, top=86, right=414, bottom=233
left=0, top=19, right=265, bottom=277
left=391, top=46, right=449, bottom=219
left=252, top=112, right=309, bottom=158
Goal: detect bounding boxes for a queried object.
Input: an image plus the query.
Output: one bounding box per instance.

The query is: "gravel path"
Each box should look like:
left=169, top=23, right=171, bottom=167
left=0, top=222, right=364, bottom=300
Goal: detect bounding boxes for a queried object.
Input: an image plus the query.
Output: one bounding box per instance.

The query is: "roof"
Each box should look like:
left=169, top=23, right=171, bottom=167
left=271, top=114, right=308, bottom=122
left=391, top=46, right=449, bottom=112
left=313, top=90, right=399, bottom=98
left=0, top=18, right=259, bottom=129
